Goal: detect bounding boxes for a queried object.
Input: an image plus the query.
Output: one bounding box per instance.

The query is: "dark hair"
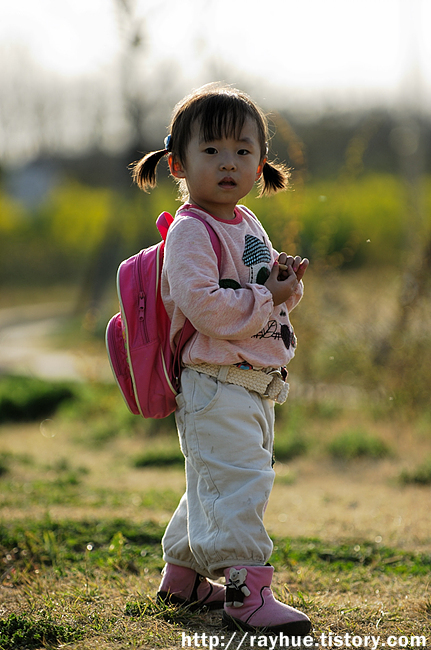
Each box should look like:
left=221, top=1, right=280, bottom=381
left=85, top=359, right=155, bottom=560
left=131, top=82, right=290, bottom=197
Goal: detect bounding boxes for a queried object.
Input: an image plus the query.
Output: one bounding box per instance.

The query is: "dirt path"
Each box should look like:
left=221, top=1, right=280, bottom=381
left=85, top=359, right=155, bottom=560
left=0, top=302, right=112, bottom=382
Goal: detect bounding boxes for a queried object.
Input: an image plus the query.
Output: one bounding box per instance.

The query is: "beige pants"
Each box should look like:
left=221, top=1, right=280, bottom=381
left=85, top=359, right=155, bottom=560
left=162, top=367, right=275, bottom=579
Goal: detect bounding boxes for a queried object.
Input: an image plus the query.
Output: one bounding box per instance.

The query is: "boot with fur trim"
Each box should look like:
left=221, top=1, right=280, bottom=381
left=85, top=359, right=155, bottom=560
left=157, top=563, right=225, bottom=611
left=222, top=565, right=311, bottom=634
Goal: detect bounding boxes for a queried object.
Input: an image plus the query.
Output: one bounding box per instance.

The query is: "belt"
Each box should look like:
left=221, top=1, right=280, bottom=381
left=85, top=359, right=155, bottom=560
left=184, top=363, right=289, bottom=404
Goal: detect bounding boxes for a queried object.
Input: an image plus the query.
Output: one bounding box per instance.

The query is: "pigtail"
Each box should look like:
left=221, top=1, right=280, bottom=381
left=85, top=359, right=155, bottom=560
left=130, top=149, right=167, bottom=192
left=257, top=160, right=291, bottom=197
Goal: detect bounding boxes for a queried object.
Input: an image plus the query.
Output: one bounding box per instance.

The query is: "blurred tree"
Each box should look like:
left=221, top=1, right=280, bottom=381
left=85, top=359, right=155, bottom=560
left=116, top=0, right=148, bottom=148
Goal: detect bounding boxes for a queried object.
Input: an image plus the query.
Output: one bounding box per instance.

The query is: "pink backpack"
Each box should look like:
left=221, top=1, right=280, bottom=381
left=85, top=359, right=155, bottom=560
left=106, top=210, right=221, bottom=419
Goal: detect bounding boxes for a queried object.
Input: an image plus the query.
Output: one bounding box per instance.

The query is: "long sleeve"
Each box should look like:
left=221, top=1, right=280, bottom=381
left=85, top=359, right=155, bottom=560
left=161, top=205, right=303, bottom=369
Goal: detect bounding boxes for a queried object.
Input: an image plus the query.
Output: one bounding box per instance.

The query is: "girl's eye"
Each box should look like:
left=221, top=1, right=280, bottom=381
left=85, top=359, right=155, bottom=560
left=204, top=147, right=218, bottom=154
left=238, top=149, right=249, bottom=156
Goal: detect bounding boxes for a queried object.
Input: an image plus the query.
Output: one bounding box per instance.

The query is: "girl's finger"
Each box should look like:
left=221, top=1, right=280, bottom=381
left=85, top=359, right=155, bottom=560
left=296, top=258, right=309, bottom=280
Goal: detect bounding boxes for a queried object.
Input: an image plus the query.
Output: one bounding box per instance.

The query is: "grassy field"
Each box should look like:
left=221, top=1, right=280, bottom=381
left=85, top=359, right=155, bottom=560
left=1, top=268, right=431, bottom=649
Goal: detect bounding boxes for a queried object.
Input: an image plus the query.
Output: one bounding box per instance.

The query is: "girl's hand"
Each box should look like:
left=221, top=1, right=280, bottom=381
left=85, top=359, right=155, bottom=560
left=265, top=253, right=309, bottom=306
left=265, top=260, right=298, bottom=306
left=277, top=253, right=309, bottom=281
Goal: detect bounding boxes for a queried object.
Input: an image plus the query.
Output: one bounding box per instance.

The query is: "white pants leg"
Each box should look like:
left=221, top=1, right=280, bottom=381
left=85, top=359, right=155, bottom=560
left=162, top=368, right=275, bottom=579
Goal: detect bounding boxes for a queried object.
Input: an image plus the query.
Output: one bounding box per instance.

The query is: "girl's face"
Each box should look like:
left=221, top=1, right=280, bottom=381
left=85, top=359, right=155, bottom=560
left=169, top=116, right=265, bottom=220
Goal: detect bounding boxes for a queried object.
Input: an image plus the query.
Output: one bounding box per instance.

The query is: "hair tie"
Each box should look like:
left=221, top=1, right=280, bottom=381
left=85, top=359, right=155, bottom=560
left=164, top=134, right=172, bottom=152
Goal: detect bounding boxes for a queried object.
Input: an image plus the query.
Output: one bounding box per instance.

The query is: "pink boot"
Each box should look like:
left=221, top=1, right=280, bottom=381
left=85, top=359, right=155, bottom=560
left=157, top=563, right=225, bottom=611
left=222, top=565, right=311, bottom=634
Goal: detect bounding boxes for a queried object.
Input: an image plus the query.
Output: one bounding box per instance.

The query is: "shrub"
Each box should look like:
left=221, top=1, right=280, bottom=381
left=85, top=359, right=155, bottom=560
left=328, top=428, right=391, bottom=460
left=274, top=435, right=308, bottom=461
left=0, top=376, right=74, bottom=423
left=399, top=459, right=431, bottom=486
left=0, top=453, right=9, bottom=477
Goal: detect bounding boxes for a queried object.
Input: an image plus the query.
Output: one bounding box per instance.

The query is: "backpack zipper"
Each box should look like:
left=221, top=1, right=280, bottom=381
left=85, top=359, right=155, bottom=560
left=136, top=250, right=149, bottom=342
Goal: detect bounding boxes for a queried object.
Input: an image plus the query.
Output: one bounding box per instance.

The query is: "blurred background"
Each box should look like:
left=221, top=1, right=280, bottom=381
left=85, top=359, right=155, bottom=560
left=1, top=0, right=431, bottom=487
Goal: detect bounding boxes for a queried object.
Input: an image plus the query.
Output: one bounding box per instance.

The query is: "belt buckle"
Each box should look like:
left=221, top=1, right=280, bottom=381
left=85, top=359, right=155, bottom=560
left=235, top=361, right=253, bottom=371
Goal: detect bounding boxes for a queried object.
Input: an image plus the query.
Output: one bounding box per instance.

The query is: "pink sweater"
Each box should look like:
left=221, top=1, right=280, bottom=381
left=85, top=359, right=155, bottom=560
left=161, top=203, right=303, bottom=369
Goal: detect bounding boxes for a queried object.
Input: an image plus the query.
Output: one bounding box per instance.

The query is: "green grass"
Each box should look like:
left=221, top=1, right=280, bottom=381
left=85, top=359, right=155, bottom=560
left=2, top=519, right=430, bottom=584
left=271, top=537, right=431, bottom=576
left=0, top=450, right=33, bottom=480
left=0, top=613, right=82, bottom=650
left=0, top=518, right=165, bottom=579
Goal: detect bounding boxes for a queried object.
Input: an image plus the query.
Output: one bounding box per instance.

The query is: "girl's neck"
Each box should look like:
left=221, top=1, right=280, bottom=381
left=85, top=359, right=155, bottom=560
left=186, top=199, right=237, bottom=221
left=184, top=202, right=242, bottom=223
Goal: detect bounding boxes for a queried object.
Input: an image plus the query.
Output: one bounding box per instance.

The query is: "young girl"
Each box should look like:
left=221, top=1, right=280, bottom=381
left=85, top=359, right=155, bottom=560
left=132, top=82, right=310, bottom=635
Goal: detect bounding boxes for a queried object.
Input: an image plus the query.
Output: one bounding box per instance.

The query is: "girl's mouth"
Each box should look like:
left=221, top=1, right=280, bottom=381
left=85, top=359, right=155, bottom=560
left=218, top=177, right=237, bottom=188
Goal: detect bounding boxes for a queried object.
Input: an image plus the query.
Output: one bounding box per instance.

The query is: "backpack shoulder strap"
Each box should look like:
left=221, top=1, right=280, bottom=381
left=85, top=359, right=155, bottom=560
left=156, top=210, right=221, bottom=270
left=156, top=211, right=174, bottom=242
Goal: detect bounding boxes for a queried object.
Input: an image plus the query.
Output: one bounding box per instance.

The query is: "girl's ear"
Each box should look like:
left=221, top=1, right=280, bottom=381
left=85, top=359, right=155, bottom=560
left=168, top=154, right=186, bottom=178
left=255, top=157, right=267, bottom=181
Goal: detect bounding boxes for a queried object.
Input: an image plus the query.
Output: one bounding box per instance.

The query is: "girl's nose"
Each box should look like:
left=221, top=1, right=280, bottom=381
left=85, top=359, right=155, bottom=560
left=220, top=154, right=236, bottom=171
